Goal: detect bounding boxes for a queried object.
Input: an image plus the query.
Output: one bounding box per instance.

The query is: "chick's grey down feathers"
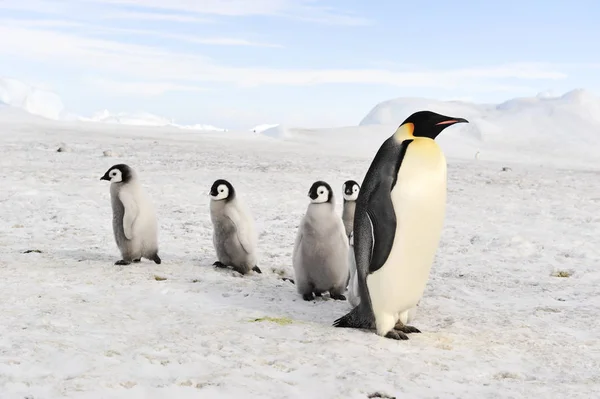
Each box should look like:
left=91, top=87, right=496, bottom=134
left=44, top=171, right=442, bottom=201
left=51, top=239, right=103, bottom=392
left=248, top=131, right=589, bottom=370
left=209, top=179, right=261, bottom=275
left=293, top=181, right=349, bottom=301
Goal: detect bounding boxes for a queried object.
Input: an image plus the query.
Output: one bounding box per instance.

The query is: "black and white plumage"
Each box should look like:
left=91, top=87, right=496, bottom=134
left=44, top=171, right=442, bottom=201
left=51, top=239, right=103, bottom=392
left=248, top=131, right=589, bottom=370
left=341, top=180, right=360, bottom=238
left=292, top=181, right=349, bottom=301
left=209, top=179, right=261, bottom=275
left=333, top=111, right=468, bottom=340
left=100, top=164, right=161, bottom=266
left=347, top=231, right=418, bottom=322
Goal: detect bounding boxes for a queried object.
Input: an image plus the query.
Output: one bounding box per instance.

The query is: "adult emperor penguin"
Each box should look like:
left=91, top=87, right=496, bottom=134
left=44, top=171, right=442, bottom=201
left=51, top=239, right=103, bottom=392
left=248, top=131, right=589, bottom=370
left=341, top=180, right=360, bottom=238
left=332, top=110, right=468, bottom=340
left=209, top=179, right=261, bottom=275
left=100, top=164, right=161, bottom=265
left=292, top=181, right=349, bottom=301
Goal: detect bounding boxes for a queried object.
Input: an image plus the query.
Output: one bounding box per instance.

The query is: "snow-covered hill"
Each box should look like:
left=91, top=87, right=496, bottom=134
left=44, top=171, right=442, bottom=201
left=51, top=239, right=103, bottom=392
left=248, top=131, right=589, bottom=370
left=0, top=77, right=66, bottom=120
left=3, top=75, right=600, bottom=166
left=250, top=124, right=279, bottom=133
left=255, top=90, right=600, bottom=167
left=0, top=77, right=227, bottom=132
left=81, top=109, right=228, bottom=131
left=356, top=89, right=600, bottom=164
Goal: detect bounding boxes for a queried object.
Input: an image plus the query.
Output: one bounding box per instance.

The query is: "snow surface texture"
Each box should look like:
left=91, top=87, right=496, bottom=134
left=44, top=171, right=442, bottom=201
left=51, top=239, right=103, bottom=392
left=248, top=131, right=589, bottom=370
left=0, top=107, right=599, bottom=398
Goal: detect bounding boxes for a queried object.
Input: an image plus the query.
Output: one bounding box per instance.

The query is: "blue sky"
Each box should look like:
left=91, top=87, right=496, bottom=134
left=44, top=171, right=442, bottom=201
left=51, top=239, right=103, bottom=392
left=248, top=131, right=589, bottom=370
left=1, top=0, right=599, bottom=129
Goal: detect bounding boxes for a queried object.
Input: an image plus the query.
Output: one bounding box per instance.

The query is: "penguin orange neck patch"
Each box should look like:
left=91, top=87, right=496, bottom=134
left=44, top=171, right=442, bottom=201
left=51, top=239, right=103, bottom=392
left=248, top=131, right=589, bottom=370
left=393, top=122, right=415, bottom=142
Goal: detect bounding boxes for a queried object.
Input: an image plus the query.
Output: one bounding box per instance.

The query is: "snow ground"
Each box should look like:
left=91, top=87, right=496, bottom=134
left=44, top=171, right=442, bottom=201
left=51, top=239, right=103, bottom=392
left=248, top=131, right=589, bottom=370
left=1, top=110, right=599, bottom=399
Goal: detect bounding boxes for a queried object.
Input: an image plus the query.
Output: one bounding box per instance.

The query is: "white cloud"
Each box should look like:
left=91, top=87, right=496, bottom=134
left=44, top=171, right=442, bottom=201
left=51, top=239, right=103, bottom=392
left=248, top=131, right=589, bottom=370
left=0, top=25, right=569, bottom=92
left=101, top=11, right=213, bottom=23
left=0, top=0, right=68, bottom=14
left=95, top=26, right=283, bottom=48
left=0, top=18, right=281, bottom=48
left=84, top=77, right=208, bottom=95
left=0, top=0, right=372, bottom=26
left=89, top=0, right=294, bottom=16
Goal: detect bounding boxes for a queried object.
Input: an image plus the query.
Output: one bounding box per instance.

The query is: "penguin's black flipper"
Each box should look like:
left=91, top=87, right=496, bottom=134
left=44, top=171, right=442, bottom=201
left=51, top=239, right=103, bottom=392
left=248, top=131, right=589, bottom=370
left=332, top=304, right=374, bottom=329
left=364, top=139, right=413, bottom=275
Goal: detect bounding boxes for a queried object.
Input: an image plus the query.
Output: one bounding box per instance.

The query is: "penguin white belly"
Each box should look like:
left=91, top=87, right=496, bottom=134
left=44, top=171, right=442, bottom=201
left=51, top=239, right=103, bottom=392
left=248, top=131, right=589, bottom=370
left=367, top=138, right=447, bottom=335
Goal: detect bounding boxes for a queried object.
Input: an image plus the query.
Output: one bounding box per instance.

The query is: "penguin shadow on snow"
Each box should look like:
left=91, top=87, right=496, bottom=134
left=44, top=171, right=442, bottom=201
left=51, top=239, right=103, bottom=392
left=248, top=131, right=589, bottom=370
left=195, top=271, right=353, bottom=327
left=51, top=249, right=119, bottom=264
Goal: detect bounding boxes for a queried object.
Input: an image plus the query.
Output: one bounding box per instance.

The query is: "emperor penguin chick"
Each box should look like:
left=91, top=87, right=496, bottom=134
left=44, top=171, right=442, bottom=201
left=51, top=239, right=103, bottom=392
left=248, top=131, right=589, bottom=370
left=209, top=179, right=261, bottom=275
left=292, top=181, right=349, bottom=301
left=100, top=164, right=161, bottom=266
left=341, top=180, right=360, bottom=238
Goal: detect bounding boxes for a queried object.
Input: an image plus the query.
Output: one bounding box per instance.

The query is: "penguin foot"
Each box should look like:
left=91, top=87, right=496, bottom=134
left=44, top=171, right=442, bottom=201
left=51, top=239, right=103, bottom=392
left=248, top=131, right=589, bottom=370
left=394, top=323, right=421, bottom=334
left=213, top=261, right=228, bottom=268
left=330, top=293, right=347, bottom=301
left=252, top=265, right=262, bottom=274
left=152, top=254, right=162, bottom=265
left=302, top=293, right=315, bottom=301
left=314, top=292, right=322, bottom=297
left=133, top=258, right=141, bottom=263
left=385, top=330, right=409, bottom=340
left=115, top=259, right=131, bottom=266
left=281, top=277, right=295, bottom=284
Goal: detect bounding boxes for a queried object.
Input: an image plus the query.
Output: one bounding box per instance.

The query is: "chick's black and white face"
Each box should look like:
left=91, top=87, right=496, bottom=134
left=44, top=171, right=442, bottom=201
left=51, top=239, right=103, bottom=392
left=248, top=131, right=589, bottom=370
left=106, top=168, right=123, bottom=183
left=209, top=179, right=233, bottom=201
left=308, top=181, right=331, bottom=204
left=343, top=181, right=360, bottom=201
left=211, top=184, right=229, bottom=200
left=100, top=164, right=131, bottom=183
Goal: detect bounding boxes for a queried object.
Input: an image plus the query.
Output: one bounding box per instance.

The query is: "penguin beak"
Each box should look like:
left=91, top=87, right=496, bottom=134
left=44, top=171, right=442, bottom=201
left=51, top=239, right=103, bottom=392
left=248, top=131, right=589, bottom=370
left=435, top=117, right=469, bottom=126
left=100, top=173, right=110, bottom=181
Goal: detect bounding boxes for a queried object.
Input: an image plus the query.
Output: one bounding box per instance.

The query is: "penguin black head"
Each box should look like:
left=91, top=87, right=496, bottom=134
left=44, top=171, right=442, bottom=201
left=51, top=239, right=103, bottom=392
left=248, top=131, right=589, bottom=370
left=100, top=164, right=133, bottom=184
left=399, top=110, right=469, bottom=140
left=210, top=179, right=235, bottom=201
left=308, top=180, right=333, bottom=204
left=342, top=180, right=360, bottom=202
